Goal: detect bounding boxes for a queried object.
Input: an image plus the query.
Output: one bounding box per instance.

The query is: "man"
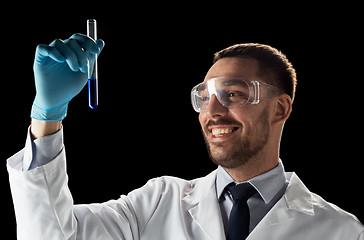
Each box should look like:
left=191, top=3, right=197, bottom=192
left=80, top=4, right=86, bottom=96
left=7, top=33, right=363, bottom=240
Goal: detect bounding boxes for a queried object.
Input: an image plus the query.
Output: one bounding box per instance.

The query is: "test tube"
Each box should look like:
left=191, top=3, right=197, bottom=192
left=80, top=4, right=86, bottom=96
left=87, top=19, right=98, bottom=109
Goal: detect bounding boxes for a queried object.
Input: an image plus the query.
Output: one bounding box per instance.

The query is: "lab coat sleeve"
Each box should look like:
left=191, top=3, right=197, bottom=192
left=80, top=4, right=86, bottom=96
left=73, top=177, right=165, bottom=240
left=7, top=143, right=162, bottom=240
left=7, top=148, right=77, bottom=240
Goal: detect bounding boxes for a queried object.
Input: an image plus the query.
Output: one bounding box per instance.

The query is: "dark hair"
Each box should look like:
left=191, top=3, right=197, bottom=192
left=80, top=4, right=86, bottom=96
left=213, top=43, right=297, bottom=102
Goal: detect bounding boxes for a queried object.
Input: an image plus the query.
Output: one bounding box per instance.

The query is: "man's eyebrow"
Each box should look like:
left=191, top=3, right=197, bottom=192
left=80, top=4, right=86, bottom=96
left=221, top=79, right=247, bottom=86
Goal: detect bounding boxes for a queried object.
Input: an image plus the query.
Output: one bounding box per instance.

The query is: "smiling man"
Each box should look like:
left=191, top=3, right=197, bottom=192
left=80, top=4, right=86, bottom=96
left=7, top=36, right=363, bottom=240
left=197, top=56, right=288, bottom=182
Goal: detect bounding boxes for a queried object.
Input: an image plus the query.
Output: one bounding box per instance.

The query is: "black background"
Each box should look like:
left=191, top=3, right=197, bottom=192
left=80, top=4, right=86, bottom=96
left=2, top=3, right=363, bottom=238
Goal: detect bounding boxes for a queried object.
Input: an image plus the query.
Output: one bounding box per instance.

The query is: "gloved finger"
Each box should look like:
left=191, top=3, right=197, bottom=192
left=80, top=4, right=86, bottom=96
left=64, top=38, right=88, bottom=73
left=35, top=44, right=66, bottom=63
left=50, top=39, right=80, bottom=72
left=69, top=33, right=100, bottom=54
left=96, top=39, right=105, bottom=54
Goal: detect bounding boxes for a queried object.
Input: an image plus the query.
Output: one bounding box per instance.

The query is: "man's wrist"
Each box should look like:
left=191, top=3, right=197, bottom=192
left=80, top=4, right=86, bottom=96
left=30, top=119, right=62, bottom=140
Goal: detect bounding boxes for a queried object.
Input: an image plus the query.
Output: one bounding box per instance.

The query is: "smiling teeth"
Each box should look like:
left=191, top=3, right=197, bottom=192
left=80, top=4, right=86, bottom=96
left=212, top=128, right=234, bottom=137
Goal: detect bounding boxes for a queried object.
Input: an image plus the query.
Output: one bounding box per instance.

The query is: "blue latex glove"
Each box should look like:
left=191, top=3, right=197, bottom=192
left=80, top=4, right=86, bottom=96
left=31, top=33, right=105, bottom=121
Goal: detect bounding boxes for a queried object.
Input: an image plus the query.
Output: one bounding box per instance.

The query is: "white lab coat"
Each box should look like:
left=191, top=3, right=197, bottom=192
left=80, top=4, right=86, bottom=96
left=7, top=147, right=364, bottom=240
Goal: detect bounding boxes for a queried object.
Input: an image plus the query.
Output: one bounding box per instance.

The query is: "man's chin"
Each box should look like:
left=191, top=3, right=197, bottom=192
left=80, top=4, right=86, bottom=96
left=207, top=139, right=261, bottom=169
left=208, top=145, right=241, bottom=168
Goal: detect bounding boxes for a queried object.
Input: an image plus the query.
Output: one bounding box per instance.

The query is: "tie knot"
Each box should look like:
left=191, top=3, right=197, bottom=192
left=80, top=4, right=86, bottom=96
left=227, top=183, right=257, bottom=201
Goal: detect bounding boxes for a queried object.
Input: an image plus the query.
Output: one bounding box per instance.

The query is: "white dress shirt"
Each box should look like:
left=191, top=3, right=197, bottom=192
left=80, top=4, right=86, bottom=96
left=216, top=163, right=289, bottom=234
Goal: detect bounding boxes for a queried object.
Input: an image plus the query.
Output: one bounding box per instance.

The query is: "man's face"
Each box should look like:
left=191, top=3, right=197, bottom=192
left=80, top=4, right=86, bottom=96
left=199, top=57, right=272, bottom=169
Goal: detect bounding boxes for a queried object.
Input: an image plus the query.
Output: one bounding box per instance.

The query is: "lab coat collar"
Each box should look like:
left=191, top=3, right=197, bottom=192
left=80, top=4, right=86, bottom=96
left=186, top=170, right=315, bottom=239
left=284, top=172, right=315, bottom=215
left=216, top=160, right=287, bottom=204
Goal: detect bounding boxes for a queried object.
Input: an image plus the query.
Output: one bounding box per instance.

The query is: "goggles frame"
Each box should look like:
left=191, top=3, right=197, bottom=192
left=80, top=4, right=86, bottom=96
left=191, top=77, right=283, bottom=113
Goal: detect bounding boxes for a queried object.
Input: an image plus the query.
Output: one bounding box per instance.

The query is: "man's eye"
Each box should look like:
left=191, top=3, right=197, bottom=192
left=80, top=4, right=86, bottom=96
left=198, top=91, right=209, bottom=102
left=228, top=92, right=240, bottom=97
left=202, top=96, right=210, bottom=102
left=226, top=91, right=248, bottom=102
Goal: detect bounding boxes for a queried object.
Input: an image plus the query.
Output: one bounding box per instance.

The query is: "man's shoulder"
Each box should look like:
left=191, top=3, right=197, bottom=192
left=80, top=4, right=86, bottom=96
left=131, top=169, right=218, bottom=201
left=158, top=169, right=217, bottom=193
left=310, top=191, right=363, bottom=227
left=286, top=172, right=363, bottom=233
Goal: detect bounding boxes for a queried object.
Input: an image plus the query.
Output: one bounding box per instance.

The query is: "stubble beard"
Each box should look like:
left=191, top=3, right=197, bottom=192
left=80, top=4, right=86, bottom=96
left=202, top=109, right=270, bottom=169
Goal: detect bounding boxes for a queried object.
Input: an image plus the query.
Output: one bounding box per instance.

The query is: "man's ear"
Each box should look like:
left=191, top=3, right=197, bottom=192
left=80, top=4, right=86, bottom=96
left=272, top=94, right=292, bottom=125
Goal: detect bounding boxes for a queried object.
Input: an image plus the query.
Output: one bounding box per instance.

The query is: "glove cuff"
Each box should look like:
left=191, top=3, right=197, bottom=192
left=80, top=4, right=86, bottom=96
left=31, top=102, right=69, bottom=121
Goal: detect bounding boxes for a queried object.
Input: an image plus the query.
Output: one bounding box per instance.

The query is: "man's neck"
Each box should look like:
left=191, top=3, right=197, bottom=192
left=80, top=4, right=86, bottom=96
left=223, top=148, right=279, bottom=182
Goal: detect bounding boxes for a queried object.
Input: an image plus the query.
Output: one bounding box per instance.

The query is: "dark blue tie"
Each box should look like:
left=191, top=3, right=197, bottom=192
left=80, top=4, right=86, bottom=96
left=227, top=183, right=257, bottom=240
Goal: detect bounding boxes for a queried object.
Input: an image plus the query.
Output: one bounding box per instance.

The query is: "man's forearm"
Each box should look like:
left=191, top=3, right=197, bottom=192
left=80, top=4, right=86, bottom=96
left=30, top=119, right=62, bottom=139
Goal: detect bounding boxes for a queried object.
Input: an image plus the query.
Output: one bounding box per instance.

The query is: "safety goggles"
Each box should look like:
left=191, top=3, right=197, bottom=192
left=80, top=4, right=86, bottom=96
left=191, top=77, right=283, bottom=113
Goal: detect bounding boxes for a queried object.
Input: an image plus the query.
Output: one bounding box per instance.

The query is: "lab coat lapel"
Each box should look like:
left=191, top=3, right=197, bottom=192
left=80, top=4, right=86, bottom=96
left=248, top=172, right=315, bottom=238
left=186, top=170, right=226, bottom=240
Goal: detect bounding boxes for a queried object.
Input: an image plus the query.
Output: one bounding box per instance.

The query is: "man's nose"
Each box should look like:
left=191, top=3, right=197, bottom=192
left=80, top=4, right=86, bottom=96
left=206, top=94, right=228, bottom=118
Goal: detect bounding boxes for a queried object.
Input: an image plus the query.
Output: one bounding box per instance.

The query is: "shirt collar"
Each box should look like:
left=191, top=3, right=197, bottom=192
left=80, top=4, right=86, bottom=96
left=216, top=160, right=287, bottom=204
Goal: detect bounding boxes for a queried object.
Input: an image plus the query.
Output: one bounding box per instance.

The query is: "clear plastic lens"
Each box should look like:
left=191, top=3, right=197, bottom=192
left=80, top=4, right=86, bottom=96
left=191, top=77, right=281, bottom=113
left=191, top=85, right=203, bottom=112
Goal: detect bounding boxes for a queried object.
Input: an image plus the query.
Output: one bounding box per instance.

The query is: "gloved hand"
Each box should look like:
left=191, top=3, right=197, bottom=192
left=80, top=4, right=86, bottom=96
left=31, top=33, right=105, bottom=121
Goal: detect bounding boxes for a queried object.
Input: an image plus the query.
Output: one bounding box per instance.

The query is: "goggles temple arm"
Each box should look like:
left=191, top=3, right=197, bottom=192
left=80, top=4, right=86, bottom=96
left=251, top=81, right=261, bottom=104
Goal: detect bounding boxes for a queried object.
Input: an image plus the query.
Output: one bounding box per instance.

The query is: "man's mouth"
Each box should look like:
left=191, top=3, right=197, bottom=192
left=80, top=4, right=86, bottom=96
left=209, top=126, right=240, bottom=138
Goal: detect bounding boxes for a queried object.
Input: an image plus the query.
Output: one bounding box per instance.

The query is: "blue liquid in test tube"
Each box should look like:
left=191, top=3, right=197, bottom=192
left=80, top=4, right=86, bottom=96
left=87, top=19, right=98, bottom=109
